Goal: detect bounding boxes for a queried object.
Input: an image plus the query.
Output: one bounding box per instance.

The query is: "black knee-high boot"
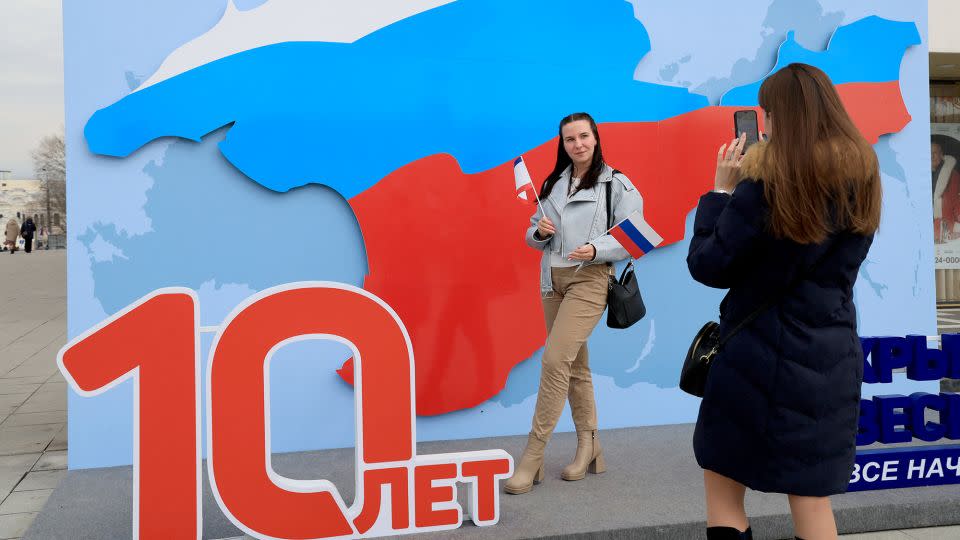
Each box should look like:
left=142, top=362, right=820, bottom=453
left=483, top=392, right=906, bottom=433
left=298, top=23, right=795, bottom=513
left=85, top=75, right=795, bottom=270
left=706, top=526, right=753, bottom=539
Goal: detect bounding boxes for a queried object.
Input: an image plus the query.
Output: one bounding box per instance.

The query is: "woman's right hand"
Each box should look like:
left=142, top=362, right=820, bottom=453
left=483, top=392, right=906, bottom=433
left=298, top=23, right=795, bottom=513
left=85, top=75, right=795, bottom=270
left=715, top=133, right=747, bottom=192
left=537, top=216, right=556, bottom=238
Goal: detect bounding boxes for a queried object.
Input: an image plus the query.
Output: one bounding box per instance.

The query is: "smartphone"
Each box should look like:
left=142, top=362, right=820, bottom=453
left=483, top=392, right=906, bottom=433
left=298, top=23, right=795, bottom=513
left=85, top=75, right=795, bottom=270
left=733, top=110, right=760, bottom=152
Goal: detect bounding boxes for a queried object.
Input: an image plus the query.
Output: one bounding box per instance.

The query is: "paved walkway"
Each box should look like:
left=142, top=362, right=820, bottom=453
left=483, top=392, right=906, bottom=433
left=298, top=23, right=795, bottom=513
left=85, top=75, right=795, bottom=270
left=2, top=250, right=960, bottom=539
left=0, top=250, right=67, bottom=540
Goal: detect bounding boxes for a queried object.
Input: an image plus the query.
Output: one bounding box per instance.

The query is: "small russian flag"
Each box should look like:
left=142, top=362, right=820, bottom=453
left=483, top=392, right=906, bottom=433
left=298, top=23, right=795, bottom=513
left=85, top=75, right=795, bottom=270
left=514, top=156, right=538, bottom=206
left=609, top=210, right=664, bottom=259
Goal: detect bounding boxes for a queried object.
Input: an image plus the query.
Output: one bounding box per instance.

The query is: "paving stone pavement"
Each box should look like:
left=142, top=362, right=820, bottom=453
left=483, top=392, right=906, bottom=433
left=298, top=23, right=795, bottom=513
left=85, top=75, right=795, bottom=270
left=0, top=250, right=66, bottom=540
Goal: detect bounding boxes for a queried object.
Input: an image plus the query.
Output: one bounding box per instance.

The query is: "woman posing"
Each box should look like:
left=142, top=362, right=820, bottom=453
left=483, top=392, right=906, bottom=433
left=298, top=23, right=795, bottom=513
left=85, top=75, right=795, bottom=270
left=688, top=63, right=881, bottom=539
left=506, top=112, right=642, bottom=494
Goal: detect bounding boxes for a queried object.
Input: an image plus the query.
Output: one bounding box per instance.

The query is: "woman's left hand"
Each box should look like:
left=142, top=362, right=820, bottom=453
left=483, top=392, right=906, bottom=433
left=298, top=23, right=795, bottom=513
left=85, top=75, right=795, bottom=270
left=569, top=244, right=596, bottom=262
left=715, top=133, right=747, bottom=192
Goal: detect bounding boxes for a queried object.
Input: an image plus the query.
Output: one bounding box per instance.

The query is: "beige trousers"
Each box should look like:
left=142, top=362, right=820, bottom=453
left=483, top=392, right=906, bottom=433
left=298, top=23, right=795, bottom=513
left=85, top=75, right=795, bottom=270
left=531, top=264, right=609, bottom=442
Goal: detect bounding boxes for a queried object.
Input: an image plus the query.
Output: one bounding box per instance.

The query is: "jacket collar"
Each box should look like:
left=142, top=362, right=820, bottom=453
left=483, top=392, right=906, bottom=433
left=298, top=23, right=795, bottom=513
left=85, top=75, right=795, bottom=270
left=547, top=164, right=614, bottom=206
left=546, top=166, right=572, bottom=209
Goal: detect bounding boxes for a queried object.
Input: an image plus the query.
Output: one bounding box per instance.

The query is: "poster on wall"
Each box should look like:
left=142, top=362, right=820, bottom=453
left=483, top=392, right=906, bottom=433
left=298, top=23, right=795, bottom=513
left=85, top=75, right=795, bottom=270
left=932, top=124, right=960, bottom=269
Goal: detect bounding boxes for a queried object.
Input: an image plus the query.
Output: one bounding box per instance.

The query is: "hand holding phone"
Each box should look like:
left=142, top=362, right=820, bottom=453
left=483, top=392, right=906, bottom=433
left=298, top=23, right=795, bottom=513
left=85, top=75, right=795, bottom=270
left=715, top=134, right=747, bottom=192
left=734, top=110, right=760, bottom=152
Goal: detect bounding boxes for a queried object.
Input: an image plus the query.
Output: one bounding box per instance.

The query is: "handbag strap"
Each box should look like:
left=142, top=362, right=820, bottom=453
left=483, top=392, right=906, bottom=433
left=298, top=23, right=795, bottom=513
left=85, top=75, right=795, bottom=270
left=717, top=241, right=835, bottom=350
left=604, top=169, right=628, bottom=227
left=605, top=172, right=626, bottom=274
left=605, top=173, right=615, bottom=230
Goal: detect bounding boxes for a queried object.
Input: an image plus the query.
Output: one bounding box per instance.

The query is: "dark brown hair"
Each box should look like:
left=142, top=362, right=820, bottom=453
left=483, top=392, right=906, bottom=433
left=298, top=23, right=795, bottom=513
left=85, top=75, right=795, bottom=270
left=745, top=63, right=881, bottom=244
left=539, top=112, right=605, bottom=199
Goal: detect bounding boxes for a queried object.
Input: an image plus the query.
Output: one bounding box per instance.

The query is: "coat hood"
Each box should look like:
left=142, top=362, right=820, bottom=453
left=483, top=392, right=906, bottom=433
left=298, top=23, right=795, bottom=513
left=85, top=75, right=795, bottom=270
left=739, top=139, right=877, bottom=183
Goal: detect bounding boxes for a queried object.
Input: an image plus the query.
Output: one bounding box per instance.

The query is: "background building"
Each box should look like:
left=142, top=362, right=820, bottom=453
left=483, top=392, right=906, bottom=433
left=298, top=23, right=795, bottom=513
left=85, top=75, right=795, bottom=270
left=0, top=171, right=66, bottom=249
left=930, top=0, right=960, bottom=302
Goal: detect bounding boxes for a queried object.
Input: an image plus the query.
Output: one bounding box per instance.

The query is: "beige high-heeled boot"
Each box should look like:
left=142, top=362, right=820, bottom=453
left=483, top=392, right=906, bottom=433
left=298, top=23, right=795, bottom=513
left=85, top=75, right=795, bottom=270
left=561, top=429, right=606, bottom=481
left=504, top=434, right=546, bottom=494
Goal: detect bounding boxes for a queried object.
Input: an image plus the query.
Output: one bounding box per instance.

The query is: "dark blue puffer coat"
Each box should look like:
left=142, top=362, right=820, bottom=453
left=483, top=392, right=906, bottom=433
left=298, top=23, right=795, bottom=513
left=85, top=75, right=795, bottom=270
left=687, top=176, right=873, bottom=496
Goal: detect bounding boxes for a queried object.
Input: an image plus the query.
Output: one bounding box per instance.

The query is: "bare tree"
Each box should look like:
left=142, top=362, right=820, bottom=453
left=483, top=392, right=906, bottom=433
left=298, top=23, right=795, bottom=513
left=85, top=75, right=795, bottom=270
left=31, top=132, right=67, bottom=235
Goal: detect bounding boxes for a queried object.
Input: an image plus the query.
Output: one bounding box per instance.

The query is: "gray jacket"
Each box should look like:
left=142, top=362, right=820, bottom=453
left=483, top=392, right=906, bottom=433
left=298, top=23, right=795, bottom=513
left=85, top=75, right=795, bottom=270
left=525, top=164, right=644, bottom=294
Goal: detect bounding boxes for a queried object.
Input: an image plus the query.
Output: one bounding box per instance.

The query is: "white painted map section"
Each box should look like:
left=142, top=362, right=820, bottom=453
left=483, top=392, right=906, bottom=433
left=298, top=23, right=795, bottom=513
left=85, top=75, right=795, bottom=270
left=139, top=0, right=455, bottom=90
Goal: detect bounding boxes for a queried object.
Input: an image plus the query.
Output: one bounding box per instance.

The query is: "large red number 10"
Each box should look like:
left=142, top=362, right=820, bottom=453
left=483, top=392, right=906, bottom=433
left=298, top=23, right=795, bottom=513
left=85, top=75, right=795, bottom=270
left=58, top=283, right=512, bottom=540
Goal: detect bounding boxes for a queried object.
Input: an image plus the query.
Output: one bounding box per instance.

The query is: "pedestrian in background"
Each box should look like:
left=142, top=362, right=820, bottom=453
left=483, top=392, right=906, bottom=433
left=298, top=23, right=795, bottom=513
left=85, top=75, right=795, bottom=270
left=5, top=219, right=20, bottom=254
left=21, top=217, right=37, bottom=253
left=687, top=63, right=881, bottom=540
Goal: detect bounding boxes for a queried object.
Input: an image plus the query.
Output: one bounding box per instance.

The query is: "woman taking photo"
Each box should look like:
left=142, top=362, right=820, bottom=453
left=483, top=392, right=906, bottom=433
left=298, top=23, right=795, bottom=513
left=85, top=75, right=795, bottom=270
left=505, top=112, right=642, bottom=494
left=687, top=63, right=881, bottom=539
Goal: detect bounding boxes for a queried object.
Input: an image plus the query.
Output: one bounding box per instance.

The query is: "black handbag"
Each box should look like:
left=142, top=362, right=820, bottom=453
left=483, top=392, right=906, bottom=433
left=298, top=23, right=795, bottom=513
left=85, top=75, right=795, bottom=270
left=680, top=244, right=833, bottom=397
left=604, top=177, right=646, bottom=329
left=607, top=261, right=646, bottom=329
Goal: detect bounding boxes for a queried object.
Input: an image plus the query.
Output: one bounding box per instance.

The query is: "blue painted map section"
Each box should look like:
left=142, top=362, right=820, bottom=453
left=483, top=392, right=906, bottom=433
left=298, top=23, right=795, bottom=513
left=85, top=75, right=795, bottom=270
left=721, top=16, right=921, bottom=106
left=690, top=0, right=844, bottom=104
left=84, top=0, right=708, bottom=198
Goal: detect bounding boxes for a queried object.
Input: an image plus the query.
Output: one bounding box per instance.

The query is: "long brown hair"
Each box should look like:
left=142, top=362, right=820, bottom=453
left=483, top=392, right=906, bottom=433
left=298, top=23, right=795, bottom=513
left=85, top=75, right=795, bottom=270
left=744, top=63, right=881, bottom=244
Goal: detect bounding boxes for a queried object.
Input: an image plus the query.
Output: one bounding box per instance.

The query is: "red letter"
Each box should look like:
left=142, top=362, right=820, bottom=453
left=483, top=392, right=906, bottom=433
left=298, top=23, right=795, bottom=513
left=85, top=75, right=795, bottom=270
left=58, top=290, right=201, bottom=540
left=208, top=283, right=415, bottom=538
left=462, top=457, right=511, bottom=525
left=414, top=463, right=460, bottom=528
left=353, top=467, right=410, bottom=534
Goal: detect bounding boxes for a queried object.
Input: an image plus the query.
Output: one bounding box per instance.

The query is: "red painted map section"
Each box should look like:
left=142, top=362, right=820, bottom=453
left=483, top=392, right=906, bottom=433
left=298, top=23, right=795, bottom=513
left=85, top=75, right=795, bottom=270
left=343, top=81, right=911, bottom=416
left=836, top=81, right=912, bottom=145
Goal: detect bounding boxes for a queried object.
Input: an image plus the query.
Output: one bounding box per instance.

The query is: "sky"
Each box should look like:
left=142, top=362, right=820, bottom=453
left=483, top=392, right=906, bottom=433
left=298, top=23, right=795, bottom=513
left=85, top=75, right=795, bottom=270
left=0, top=0, right=63, bottom=179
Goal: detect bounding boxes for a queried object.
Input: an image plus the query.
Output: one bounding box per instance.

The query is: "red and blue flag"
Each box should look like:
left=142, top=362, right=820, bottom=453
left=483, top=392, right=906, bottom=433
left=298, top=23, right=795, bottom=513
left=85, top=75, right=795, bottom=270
left=513, top=156, right=538, bottom=206
left=609, top=210, right=664, bottom=259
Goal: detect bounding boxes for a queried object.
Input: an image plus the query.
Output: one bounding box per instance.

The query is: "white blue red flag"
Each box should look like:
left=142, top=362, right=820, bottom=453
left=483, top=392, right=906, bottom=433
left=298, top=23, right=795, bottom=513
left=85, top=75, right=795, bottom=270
left=609, top=210, right=664, bottom=259
left=513, top=156, right=538, bottom=206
